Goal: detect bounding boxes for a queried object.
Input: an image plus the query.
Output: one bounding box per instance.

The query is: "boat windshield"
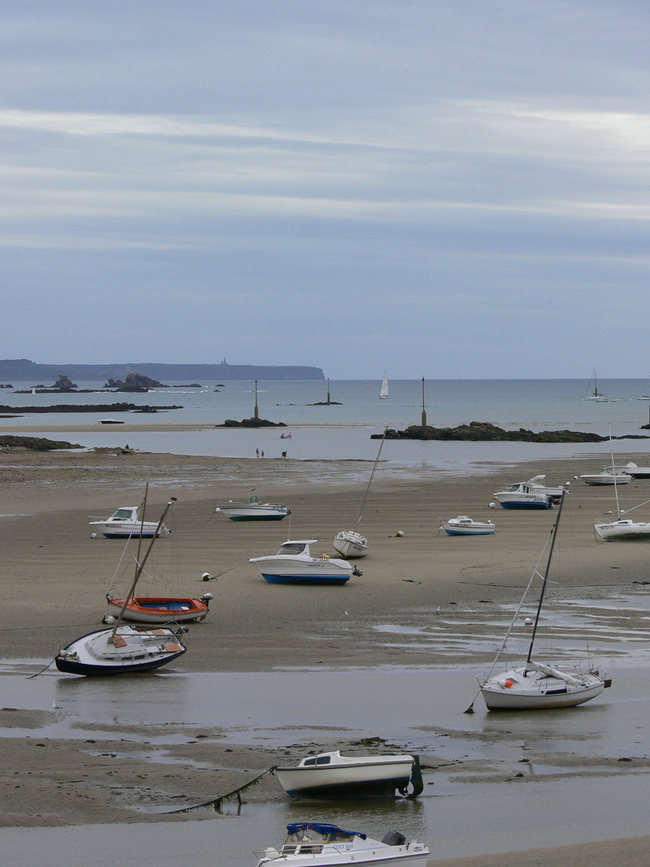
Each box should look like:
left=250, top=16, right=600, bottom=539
left=302, top=755, right=331, bottom=766
left=278, top=543, right=306, bottom=555
left=284, top=827, right=355, bottom=844
left=111, top=509, right=136, bottom=520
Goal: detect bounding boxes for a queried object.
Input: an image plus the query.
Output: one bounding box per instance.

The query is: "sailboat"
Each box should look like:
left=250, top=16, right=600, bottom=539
left=478, top=491, right=610, bottom=710
left=333, top=431, right=386, bottom=558
left=583, top=369, right=608, bottom=402
left=594, top=433, right=650, bottom=541
left=55, top=499, right=189, bottom=676
left=379, top=373, right=388, bottom=399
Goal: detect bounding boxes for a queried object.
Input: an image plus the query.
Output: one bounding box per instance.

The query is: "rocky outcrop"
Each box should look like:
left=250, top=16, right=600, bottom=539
left=217, top=417, right=287, bottom=428
left=371, top=421, right=645, bottom=443
left=105, top=372, right=165, bottom=391
left=0, top=435, right=82, bottom=450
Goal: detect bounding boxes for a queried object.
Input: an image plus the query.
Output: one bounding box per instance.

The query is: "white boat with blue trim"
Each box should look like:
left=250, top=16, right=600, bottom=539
left=89, top=506, right=171, bottom=539
left=441, top=515, right=495, bottom=535
left=255, top=823, right=429, bottom=867
left=249, top=540, right=360, bottom=585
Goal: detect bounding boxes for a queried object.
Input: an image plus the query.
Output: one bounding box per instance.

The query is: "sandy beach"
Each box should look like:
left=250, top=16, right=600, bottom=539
left=1, top=443, right=650, bottom=864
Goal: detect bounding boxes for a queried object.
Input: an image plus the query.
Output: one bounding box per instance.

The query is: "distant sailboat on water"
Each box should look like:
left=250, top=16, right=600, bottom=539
left=379, top=373, right=388, bottom=399
left=584, top=369, right=607, bottom=402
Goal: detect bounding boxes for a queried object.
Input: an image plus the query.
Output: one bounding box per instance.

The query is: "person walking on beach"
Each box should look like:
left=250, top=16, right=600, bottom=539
left=256, top=448, right=259, bottom=458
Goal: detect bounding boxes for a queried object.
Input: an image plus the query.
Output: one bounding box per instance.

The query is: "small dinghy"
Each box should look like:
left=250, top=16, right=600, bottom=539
left=441, top=516, right=495, bottom=535
left=254, top=823, right=429, bottom=867
left=104, top=593, right=212, bottom=624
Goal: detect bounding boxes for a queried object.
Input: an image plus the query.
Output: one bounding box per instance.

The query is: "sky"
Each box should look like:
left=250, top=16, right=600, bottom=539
left=1, top=0, right=650, bottom=379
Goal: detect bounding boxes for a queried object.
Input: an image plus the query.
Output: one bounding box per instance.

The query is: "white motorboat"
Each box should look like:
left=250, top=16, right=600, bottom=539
left=580, top=469, right=632, bottom=486
left=610, top=461, right=650, bottom=479
left=89, top=505, right=171, bottom=539
left=274, top=751, right=422, bottom=800
left=255, top=823, right=429, bottom=867
left=583, top=369, right=608, bottom=402
left=249, top=540, right=360, bottom=585
left=215, top=495, right=290, bottom=521
left=478, top=492, right=610, bottom=710
left=492, top=481, right=551, bottom=509
left=441, top=516, right=495, bottom=535
left=55, top=623, right=187, bottom=676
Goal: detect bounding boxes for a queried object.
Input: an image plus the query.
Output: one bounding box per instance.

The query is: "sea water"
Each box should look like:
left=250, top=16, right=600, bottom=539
left=3, top=378, right=650, bottom=473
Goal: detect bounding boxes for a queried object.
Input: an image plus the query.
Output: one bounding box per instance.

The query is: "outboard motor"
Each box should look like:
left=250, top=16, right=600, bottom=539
left=381, top=831, right=406, bottom=847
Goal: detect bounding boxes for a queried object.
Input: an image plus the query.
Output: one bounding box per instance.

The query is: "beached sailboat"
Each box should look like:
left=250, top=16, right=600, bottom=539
left=55, top=499, right=189, bottom=676
left=583, top=369, right=608, bottom=402
left=379, top=373, right=388, bottom=399
left=275, top=751, right=423, bottom=800
left=593, top=435, right=650, bottom=540
left=441, top=516, right=495, bottom=535
left=333, top=431, right=386, bottom=558
left=477, top=492, right=609, bottom=710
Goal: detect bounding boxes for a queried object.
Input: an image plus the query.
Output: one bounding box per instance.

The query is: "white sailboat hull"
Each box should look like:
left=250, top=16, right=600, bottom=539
left=441, top=516, right=494, bottom=535
left=55, top=625, right=186, bottom=676
left=333, top=530, right=369, bottom=558
left=480, top=663, right=607, bottom=710
left=276, top=755, right=415, bottom=799
left=580, top=473, right=631, bottom=486
left=594, top=518, right=650, bottom=541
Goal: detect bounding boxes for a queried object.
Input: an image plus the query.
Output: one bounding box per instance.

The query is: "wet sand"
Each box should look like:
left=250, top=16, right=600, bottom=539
left=1, top=445, right=650, bottom=864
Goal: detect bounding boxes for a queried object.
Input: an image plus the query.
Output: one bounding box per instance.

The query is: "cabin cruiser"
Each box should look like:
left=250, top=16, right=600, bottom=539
left=215, top=495, right=290, bottom=521
left=249, top=540, right=360, bottom=585
left=89, top=506, right=171, bottom=539
left=254, top=823, right=429, bottom=867
left=441, top=516, right=495, bottom=535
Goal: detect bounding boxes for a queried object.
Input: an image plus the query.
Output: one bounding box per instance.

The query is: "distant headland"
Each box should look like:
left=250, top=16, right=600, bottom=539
left=0, top=358, right=325, bottom=382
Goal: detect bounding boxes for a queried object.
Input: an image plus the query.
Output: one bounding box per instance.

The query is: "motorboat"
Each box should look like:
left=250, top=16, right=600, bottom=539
left=215, top=495, right=290, bottom=521
left=333, top=529, right=369, bottom=558
left=610, top=461, right=650, bottom=479
left=89, top=506, right=171, bottom=539
left=249, top=540, right=360, bottom=585
left=55, top=624, right=187, bottom=676
left=98, top=418, right=125, bottom=424
left=478, top=492, right=609, bottom=710
left=441, top=516, right=495, bottom=535
left=580, top=469, right=632, bottom=486
left=254, top=823, right=429, bottom=867
left=274, top=751, right=422, bottom=800
left=492, top=482, right=551, bottom=509
left=104, top=592, right=212, bottom=624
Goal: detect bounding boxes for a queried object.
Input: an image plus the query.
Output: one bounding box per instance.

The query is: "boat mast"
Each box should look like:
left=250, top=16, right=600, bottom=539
left=355, top=428, right=387, bottom=530
left=109, top=498, right=176, bottom=641
left=525, top=490, right=566, bottom=670
left=608, top=425, right=621, bottom=520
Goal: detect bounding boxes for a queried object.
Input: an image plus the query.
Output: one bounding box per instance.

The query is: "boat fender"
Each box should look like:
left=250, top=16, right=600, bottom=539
left=504, top=679, right=514, bottom=688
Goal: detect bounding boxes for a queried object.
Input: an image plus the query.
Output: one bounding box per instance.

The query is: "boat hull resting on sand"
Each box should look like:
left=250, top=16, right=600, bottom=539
left=275, top=751, right=422, bottom=800
left=441, top=516, right=495, bottom=535
left=250, top=540, right=360, bottom=585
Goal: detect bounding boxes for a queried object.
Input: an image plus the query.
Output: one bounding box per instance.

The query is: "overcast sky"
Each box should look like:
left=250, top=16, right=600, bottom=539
left=1, top=1, right=649, bottom=378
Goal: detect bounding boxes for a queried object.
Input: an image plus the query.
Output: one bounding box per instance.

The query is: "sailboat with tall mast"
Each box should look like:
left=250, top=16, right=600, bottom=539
left=379, top=373, right=389, bottom=399
left=583, top=369, right=608, bottom=402
left=478, top=491, right=609, bottom=710
left=333, top=431, right=386, bottom=558
left=594, top=432, right=650, bottom=540
left=55, top=499, right=188, bottom=676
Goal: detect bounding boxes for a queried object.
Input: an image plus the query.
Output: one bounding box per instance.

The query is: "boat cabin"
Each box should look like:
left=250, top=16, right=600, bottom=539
left=276, top=540, right=317, bottom=556
left=107, top=507, right=139, bottom=522
left=282, top=823, right=363, bottom=853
